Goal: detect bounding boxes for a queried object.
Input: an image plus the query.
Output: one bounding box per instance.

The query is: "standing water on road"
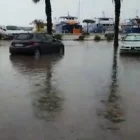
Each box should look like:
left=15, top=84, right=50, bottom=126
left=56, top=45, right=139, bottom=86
left=0, top=40, right=140, bottom=140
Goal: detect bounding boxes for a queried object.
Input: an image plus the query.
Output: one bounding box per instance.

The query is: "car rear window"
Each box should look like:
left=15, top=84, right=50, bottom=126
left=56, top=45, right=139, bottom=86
left=16, top=34, right=33, bottom=40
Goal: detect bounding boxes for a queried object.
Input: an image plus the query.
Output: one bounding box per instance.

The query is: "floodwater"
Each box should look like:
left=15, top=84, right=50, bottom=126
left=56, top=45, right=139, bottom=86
left=0, top=40, right=140, bottom=140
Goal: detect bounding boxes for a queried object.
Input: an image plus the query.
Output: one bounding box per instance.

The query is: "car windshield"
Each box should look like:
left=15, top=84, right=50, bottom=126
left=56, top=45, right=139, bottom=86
left=6, top=26, right=19, bottom=30
left=124, top=35, right=140, bottom=41
left=16, top=34, right=33, bottom=40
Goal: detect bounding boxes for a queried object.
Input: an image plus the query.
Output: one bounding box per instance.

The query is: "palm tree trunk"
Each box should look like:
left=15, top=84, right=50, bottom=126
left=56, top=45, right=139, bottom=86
left=114, top=0, right=121, bottom=48
left=45, top=0, right=52, bottom=34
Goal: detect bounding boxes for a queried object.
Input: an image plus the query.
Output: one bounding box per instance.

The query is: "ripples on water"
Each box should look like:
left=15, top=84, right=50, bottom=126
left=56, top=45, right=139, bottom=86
left=1, top=41, right=140, bottom=139
left=9, top=55, right=64, bottom=121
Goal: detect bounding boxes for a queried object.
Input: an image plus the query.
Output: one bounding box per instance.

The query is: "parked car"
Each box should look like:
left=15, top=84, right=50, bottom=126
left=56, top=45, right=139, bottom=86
left=6, top=25, right=29, bottom=37
left=120, top=33, right=140, bottom=54
left=0, top=26, right=8, bottom=39
left=105, top=27, right=114, bottom=37
left=0, top=25, right=28, bottom=39
left=9, top=33, right=65, bottom=56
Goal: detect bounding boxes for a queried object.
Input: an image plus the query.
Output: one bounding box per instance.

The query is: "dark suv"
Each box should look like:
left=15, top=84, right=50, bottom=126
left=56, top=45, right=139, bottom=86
left=9, top=33, right=64, bottom=56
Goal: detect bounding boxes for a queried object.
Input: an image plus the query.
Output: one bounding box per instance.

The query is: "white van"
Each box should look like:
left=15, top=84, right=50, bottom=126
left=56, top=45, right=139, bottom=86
left=6, top=25, right=28, bottom=36
left=1, top=25, right=28, bottom=38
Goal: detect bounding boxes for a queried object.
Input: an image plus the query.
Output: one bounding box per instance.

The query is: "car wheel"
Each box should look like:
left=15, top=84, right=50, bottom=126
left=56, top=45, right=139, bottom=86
left=34, top=49, right=41, bottom=58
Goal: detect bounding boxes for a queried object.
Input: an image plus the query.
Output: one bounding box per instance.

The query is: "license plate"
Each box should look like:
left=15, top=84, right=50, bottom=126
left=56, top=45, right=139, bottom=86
left=15, top=44, right=23, bottom=47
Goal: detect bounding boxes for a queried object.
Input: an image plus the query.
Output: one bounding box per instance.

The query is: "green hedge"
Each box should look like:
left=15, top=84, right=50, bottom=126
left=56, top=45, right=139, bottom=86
left=94, top=35, right=101, bottom=41
left=53, top=34, right=62, bottom=40
left=106, top=34, right=114, bottom=41
left=76, top=35, right=85, bottom=41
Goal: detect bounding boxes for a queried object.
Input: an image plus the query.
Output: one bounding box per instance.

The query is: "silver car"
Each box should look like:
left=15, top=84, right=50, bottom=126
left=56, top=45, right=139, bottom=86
left=120, top=33, right=140, bottom=54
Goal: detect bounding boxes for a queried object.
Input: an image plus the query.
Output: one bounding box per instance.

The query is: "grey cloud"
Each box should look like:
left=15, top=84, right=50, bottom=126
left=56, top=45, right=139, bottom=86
left=0, top=0, right=139, bottom=26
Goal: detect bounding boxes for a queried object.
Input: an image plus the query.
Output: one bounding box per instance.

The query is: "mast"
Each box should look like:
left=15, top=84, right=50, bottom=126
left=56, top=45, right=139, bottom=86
left=67, top=11, right=70, bottom=17
left=78, top=0, right=80, bottom=22
left=102, top=11, right=105, bottom=17
left=136, top=9, right=139, bottom=18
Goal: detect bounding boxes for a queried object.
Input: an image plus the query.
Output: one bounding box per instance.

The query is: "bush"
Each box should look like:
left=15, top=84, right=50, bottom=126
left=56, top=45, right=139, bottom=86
left=94, top=35, right=101, bottom=41
left=53, top=34, right=62, bottom=40
left=76, top=35, right=85, bottom=41
left=82, top=32, right=90, bottom=36
left=106, top=34, right=114, bottom=41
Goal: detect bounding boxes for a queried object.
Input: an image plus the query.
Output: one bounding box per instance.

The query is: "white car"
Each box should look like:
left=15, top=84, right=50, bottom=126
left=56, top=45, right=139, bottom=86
left=6, top=25, right=28, bottom=36
left=0, top=26, right=8, bottom=38
left=120, top=33, right=140, bottom=54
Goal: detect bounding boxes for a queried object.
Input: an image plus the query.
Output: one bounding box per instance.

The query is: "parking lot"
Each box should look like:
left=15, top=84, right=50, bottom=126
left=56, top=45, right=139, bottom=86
left=1, top=40, right=140, bottom=140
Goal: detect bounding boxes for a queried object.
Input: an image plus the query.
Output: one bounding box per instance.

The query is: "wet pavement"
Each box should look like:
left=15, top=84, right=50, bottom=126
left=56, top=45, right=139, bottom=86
left=0, top=40, right=140, bottom=140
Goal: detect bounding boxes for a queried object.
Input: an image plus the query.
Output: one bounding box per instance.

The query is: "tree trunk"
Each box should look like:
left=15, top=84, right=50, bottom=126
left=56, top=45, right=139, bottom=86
left=114, top=0, right=121, bottom=48
left=45, top=0, right=52, bottom=34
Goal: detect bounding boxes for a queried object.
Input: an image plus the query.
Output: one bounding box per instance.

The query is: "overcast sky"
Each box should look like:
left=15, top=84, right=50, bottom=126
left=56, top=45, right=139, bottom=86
left=0, top=0, right=139, bottom=26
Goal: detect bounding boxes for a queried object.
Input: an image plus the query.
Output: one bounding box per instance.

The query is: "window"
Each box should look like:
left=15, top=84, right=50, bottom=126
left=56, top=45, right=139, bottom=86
left=99, top=18, right=110, bottom=21
left=16, top=34, right=33, bottom=40
left=124, top=35, right=140, bottom=41
left=36, top=34, right=47, bottom=40
left=45, top=34, right=53, bottom=42
left=106, top=28, right=114, bottom=31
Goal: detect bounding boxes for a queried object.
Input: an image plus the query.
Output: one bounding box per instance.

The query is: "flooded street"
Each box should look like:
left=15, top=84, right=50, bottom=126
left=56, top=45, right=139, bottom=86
left=0, top=40, right=140, bottom=140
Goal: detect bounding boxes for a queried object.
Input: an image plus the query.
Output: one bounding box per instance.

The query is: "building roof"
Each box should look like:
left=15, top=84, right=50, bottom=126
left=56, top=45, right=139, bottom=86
left=95, top=17, right=113, bottom=20
left=59, top=16, right=78, bottom=19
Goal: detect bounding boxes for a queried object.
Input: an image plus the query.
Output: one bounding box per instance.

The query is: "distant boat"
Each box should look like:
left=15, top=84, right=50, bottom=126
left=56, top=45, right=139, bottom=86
left=83, top=17, right=114, bottom=33
left=55, top=14, right=82, bottom=34
left=121, top=16, right=140, bottom=33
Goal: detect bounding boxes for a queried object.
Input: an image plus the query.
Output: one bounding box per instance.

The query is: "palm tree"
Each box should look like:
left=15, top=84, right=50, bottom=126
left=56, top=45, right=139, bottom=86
left=31, top=19, right=44, bottom=32
left=33, top=0, right=52, bottom=34
left=113, top=0, right=122, bottom=48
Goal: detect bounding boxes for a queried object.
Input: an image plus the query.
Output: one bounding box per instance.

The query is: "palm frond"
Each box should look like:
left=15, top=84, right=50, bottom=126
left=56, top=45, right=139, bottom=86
left=112, top=0, right=123, bottom=3
left=32, top=0, right=40, bottom=3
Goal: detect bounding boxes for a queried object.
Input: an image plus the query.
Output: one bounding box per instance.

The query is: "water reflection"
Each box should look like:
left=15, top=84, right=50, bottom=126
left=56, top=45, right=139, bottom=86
left=9, top=55, right=63, bottom=75
left=10, top=55, right=64, bottom=121
left=0, top=40, right=11, bottom=47
left=105, top=48, right=125, bottom=125
left=120, top=54, right=140, bottom=64
left=109, top=48, right=118, bottom=101
left=33, top=57, right=64, bottom=121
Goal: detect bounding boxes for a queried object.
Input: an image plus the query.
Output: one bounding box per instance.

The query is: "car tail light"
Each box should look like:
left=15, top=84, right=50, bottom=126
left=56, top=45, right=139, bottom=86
left=11, top=41, right=39, bottom=47
left=27, top=41, right=38, bottom=46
